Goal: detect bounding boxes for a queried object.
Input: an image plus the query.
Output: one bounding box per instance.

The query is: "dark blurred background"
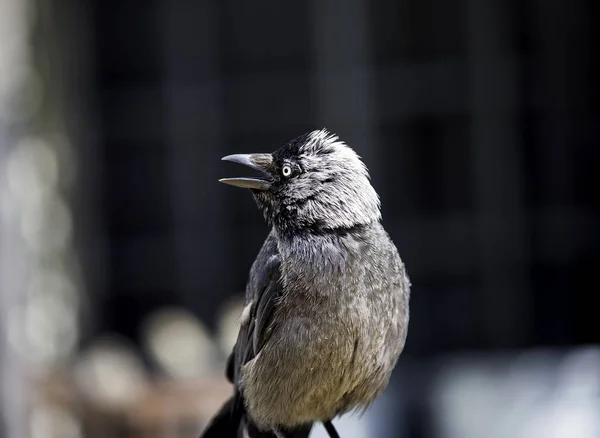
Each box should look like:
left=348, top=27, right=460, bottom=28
left=0, top=0, right=598, bottom=437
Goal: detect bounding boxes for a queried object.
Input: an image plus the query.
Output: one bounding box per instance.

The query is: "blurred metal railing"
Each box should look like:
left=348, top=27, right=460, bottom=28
left=1, top=0, right=39, bottom=436
left=1, top=0, right=83, bottom=436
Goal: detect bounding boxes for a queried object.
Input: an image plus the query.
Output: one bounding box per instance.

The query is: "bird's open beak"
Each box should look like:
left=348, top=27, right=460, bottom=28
left=219, top=153, right=273, bottom=190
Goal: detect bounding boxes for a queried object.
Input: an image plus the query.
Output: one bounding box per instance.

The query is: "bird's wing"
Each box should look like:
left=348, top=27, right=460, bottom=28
left=226, top=231, right=282, bottom=387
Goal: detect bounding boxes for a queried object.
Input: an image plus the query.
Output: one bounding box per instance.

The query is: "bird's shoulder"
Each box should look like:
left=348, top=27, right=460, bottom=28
left=246, top=230, right=281, bottom=301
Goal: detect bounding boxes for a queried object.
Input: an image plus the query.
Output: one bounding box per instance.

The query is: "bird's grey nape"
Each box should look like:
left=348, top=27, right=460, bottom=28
left=253, top=129, right=382, bottom=235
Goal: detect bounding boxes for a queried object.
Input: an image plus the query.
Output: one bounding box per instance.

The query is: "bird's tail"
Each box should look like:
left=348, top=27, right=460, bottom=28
left=200, top=395, right=314, bottom=438
left=199, top=396, right=243, bottom=438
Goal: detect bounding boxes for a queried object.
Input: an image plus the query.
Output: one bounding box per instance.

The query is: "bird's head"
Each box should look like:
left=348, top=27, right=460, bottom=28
left=220, top=129, right=381, bottom=235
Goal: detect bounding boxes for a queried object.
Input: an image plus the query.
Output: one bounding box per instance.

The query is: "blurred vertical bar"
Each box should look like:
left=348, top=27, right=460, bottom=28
left=310, top=0, right=379, bottom=176
left=0, top=0, right=31, bottom=437
left=1, top=0, right=91, bottom=435
left=466, top=0, right=530, bottom=345
left=163, top=1, right=230, bottom=325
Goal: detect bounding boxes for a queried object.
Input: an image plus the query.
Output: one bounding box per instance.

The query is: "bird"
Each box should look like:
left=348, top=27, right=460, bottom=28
left=200, top=129, right=411, bottom=438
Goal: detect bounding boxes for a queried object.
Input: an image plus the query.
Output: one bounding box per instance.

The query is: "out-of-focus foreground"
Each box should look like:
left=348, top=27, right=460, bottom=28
left=0, top=0, right=598, bottom=437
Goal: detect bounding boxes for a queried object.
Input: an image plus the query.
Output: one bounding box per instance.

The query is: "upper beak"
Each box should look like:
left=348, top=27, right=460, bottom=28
left=219, top=153, right=273, bottom=190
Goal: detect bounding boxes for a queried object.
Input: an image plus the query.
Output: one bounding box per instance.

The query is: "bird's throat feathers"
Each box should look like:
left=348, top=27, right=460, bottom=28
left=253, top=188, right=381, bottom=237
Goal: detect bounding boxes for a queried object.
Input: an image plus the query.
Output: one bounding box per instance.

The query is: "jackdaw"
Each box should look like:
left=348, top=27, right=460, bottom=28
left=200, top=129, right=410, bottom=438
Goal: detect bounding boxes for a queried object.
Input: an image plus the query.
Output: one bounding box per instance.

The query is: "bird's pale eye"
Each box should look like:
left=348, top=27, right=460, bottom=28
left=282, top=164, right=293, bottom=177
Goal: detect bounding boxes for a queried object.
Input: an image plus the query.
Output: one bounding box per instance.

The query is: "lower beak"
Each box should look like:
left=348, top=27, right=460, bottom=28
left=219, top=153, right=273, bottom=190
